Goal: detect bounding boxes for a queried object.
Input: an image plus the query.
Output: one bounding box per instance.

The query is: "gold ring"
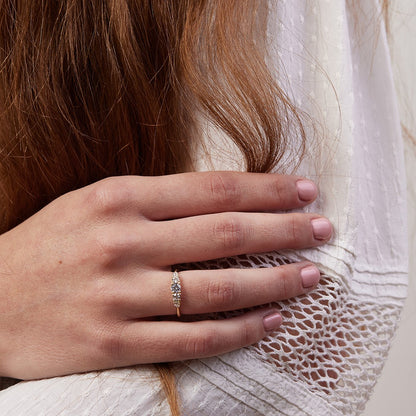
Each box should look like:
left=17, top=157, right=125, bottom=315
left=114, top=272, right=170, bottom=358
left=171, top=269, right=181, bottom=317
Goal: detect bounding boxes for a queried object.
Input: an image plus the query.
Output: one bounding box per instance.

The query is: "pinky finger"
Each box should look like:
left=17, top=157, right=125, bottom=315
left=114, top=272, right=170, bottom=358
left=113, top=308, right=282, bottom=366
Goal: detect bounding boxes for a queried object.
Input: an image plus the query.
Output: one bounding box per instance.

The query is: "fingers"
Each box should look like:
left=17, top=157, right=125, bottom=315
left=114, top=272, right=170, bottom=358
left=120, top=262, right=320, bottom=318
left=101, top=308, right=283, bottom=366
left=132, top=171, right=318, bottom=220
left=143, top=212, right=332, bottom=265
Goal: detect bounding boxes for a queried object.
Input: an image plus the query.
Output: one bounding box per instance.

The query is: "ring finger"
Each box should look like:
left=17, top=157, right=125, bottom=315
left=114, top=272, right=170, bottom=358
left=120, top=262, right=321, bottom=318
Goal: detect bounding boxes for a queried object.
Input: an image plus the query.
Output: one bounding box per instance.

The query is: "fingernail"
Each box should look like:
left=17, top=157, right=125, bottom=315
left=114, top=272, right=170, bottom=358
left=301, top=265, right=320, bottom=288
left=263, top=311, right=282, bottom=332
left=296, top=180, right=317, bottom=201
left=311, top=218, right=332, bottom=240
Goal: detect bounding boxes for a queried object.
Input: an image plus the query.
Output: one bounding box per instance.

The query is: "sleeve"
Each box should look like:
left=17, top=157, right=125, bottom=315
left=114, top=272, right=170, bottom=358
left=0, top=365, right=171, bottom=416
left=363, top=1, right=416, bottom=415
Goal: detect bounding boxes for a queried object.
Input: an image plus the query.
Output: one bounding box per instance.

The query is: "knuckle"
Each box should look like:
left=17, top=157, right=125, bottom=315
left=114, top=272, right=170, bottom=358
left=183, top=329, right=218, bottom=358
left=93, top=230, right=121, bottom=261
left=96, top=325, right=125, bottom=362
left=206, top=279, right=239, bottom=308
left=206, top=172, right=241, bottom=207
left=269, top=177, right=293, bottom=205
left=239, top=319, right=255, bottom=346
left=213, top=215, right=245, bottom=251
left=269, top=176, right=285, bottom=202
left=277, top=267, right=291, bottom=299
left=86, top=177, right=132, bottom=214
left=97, top=284, right=125, bottom=312
left=89, top=226, right=143, bottom=269
left=91, top=228, right=139, bottom=268
left=287, top=214, right=306, bottom=246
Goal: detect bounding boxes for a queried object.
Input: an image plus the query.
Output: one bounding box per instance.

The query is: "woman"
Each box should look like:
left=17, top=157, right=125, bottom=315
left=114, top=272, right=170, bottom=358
left=0, top=1, right=408, bottom=415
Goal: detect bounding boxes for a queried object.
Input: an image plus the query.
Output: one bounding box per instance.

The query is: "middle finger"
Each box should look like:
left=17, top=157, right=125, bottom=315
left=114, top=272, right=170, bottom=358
left=143, top=212, right=332, bottom=266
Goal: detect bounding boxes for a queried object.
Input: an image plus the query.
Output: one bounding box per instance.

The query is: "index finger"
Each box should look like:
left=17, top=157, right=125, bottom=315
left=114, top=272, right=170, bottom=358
left=137, top=171, right=317, bottom=220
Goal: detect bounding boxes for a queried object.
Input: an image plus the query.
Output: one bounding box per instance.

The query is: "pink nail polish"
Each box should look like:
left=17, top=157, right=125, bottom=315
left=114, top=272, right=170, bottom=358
left=301, top=265, right=320, bottom=288
left=311, top=218, right=332, bottom=240
left=296, top=180, right=317, bottom=201
left=263, top=311, right=282, bottom=332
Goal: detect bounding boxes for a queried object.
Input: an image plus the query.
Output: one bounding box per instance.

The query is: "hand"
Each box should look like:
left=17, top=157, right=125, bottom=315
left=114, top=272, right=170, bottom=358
left=0, top=172, right=332, bottom=380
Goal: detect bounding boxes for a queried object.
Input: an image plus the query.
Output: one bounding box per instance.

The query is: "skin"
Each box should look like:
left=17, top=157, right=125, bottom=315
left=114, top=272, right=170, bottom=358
left=0, top=171, right=332, bottom=380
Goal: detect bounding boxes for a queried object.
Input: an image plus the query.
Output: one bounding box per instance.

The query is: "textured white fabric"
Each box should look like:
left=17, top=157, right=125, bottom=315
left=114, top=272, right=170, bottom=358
left=0, top=1, right=409, bottom=415
left=363, top=0, right=416, bottom=413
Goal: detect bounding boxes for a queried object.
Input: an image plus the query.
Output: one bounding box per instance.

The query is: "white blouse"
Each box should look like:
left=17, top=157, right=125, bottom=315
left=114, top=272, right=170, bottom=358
left=0, top=1, right=410, bottom=415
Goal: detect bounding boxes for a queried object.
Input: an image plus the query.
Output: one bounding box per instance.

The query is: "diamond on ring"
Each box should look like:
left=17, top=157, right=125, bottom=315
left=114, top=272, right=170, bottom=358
left=171, top=270, right=181, bottom=317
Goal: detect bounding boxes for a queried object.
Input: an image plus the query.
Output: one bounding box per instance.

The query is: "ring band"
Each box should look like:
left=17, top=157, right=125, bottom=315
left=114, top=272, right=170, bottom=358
left=171, top=269, right=181, bottom=317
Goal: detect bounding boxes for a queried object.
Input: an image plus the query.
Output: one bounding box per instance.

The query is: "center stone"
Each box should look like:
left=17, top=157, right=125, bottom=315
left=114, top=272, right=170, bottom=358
left=171, top=283, right=181, bottom=292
